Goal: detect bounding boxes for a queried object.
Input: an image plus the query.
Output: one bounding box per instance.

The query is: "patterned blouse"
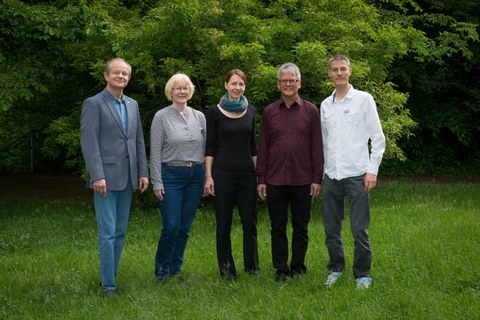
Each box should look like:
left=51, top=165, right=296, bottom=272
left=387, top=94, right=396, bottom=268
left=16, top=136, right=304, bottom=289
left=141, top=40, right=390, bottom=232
left=150, top=106, right=206, bottom=190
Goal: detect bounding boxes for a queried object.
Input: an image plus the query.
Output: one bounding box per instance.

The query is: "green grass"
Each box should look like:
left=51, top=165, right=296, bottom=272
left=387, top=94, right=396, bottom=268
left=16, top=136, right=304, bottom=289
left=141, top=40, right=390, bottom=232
left=1, top=180, right=479, bottom=319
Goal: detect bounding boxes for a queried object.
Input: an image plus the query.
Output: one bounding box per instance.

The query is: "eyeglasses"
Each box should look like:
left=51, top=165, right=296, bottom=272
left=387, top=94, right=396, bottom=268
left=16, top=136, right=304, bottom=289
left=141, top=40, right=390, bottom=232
left=278, top=79, right=299, bottom=84
left=173, top=87, right=189, bottom=92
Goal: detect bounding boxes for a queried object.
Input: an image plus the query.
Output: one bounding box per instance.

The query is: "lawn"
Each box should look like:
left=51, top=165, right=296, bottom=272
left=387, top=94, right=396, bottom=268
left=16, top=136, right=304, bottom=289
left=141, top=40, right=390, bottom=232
left=1, top=179, right=479, bottom=319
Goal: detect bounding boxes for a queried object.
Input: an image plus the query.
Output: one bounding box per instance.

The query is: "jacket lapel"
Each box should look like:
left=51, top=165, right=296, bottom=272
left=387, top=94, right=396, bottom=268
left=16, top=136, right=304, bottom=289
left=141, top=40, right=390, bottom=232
left=125, top=97, right=135, bottom=137
left=102, top=89, right=126, bottom=135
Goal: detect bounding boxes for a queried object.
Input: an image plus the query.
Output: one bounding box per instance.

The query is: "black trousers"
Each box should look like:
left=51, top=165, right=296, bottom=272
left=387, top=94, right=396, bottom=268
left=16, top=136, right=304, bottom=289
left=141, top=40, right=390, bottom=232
left=266, top=184, right=311, bottom=274
left=213, top=167, right=259, bottom=276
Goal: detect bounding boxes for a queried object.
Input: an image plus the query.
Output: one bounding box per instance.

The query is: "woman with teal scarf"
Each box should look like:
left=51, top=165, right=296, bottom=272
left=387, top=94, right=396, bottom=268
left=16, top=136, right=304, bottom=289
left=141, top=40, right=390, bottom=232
left=204, top=69, right=259, bottom=281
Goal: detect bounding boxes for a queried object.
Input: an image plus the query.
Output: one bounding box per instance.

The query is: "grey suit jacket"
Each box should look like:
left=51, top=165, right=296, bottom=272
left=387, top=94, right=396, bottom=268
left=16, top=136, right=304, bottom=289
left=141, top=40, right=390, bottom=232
left=80, top=87, right=148, bottom=191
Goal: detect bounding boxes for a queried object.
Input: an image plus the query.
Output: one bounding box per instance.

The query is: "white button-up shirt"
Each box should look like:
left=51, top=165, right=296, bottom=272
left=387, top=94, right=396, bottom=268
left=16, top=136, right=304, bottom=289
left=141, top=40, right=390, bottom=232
left=320, top=86, right=385, bottom=180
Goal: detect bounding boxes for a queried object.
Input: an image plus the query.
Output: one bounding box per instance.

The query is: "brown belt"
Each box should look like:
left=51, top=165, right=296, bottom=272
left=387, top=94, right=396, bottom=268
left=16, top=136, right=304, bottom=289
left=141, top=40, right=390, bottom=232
left=163, top=161, right=201, bottom=167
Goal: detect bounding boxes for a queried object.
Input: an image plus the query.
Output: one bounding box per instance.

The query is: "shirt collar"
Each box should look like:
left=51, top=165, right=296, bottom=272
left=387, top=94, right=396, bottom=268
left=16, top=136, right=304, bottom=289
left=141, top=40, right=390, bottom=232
left=332, top=85, right=355, bottom=102
left=280, top=95, right=302, bottom=109
left=105, top=88, right=125, bottom=103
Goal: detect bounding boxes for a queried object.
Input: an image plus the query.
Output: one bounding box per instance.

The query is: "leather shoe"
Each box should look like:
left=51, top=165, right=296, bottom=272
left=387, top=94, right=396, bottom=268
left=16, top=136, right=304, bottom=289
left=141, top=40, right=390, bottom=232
left=290, top=271, right=304, bottom=280
left=246, top=267, right=261, bottom=277
left=221, top=265, right=237, bottom=282
left=275, top=271, right=289, bottom=282
left=155, top=275, right=168, bottom=285
left=172, top=274, right=186, bottom=284
left=222, top=272, right=237, bottom=282
left=103, top=290, right=115, bottom=298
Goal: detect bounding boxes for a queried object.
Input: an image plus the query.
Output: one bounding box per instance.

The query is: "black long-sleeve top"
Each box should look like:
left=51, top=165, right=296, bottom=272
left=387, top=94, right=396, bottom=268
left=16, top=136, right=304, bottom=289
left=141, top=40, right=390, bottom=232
left=205, top=104, right=257, bottom=171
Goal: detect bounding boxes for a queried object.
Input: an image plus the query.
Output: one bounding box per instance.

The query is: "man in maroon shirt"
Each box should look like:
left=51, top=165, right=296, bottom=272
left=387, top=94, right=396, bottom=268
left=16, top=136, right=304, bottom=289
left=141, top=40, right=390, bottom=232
left=257, top=63, right=324, bottom=282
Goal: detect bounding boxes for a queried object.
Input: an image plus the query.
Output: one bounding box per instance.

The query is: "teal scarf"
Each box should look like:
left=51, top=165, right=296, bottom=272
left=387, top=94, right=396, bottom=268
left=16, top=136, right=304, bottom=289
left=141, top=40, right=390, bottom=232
left=219, top=93, right=248, bottom=113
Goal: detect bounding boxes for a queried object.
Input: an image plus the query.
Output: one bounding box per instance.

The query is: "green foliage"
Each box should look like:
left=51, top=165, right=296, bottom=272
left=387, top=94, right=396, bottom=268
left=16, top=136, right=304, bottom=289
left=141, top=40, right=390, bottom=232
left=375, top=0, right=480, bottom=175
left=0, top=0, right=91, bottom=172
left=42, top=107, right=83, bottom=171
left=1, top=0, right=478, bottom=173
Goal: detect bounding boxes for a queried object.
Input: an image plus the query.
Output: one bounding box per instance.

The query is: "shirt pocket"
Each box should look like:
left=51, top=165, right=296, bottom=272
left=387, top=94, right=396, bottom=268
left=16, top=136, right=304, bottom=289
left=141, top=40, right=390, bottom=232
left=344, top=109, right=362, bottom=125
left=322, top=109, right=335, bottom=129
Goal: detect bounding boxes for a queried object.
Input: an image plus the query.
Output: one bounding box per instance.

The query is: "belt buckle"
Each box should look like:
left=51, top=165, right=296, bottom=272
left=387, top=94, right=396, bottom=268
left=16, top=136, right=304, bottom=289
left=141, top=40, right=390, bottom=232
left=186, top=161, right=193, bottom=167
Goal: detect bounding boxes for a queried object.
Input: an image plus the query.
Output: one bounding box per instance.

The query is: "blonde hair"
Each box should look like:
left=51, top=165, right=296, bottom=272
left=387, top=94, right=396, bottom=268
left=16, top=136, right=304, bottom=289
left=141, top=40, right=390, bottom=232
left=164, top=73, right=195, bottom=101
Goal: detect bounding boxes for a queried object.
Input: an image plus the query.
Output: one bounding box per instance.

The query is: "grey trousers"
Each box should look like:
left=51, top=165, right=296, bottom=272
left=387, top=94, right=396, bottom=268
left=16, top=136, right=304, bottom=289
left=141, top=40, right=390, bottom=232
left=322, top=174, right=372, bottom=279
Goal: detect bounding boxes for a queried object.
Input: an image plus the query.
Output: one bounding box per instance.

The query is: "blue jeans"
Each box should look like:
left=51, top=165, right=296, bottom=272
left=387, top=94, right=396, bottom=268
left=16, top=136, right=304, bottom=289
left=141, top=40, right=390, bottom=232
left=322, top=174, right=371, bottom=278
left=94, top=178, right=133, bottom=292
left=155, top=164, right=205, bottom=279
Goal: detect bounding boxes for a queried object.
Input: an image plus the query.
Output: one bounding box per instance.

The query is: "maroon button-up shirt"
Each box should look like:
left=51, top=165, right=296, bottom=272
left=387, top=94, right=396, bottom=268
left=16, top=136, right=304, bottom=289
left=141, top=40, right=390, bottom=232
left=257, top=96, right=324, bottom=186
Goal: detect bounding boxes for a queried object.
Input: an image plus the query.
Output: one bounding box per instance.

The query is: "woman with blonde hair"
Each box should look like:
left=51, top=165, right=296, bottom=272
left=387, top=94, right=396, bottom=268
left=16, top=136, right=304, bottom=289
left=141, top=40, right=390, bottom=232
left=150, top=73, right=206, bottom=283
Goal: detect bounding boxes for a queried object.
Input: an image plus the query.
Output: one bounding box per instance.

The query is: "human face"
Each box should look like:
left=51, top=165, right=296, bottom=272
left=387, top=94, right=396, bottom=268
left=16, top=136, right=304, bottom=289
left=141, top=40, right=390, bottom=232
left=104, top=60, right=131, bottom=92
left=224, top=74, right=245, bottom=102
left=328, top=59, right=351, bottom=88
left=277, top=72, right=301, bottom=99
left=171, top=80, right=190, bottom=106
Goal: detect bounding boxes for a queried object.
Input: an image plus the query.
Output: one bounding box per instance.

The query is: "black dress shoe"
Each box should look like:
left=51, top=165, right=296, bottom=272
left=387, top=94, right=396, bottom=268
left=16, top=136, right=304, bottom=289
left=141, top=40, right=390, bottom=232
left=290, top=270, right=304, bottom=279
left=155, top=275, right=168, bottom=285
left=103, top=290, right=116, bottom=298
left=172, top=274, right=186, bottom=284
left=221, top=265, right=237, bottom=282
left=275, top=271, right=289, bottom=282
left=222, top=272, right=237, bottom=282
left=246, top=268, right=261, bottom=277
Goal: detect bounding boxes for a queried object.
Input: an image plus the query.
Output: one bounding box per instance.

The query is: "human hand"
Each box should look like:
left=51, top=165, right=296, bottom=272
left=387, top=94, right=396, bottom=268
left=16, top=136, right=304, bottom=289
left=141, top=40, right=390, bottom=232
left=364, top=173, right=377, bottom=193
left=139, top=177, right=149, bottom=193
left=310, top=183, right=321, bottom=199
left=154, top=189, right=165, bottom=201
left=93, top=178, right=107, bottom=198
left=257, top=184, right=267, bottom=200
left=203, top=176, right=215, bottom=196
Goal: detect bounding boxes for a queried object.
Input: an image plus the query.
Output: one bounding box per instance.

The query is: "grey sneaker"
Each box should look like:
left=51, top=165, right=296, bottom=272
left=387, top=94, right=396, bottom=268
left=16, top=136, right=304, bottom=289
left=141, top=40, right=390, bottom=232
left=324, top=272, right=342, bottom=287
left=355, top=277, right=372, bottom=289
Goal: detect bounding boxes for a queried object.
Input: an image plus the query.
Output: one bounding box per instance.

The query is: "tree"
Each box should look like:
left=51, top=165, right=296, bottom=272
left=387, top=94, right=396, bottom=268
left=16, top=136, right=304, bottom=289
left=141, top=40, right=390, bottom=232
left=0, top=0, right=89, bottom=171
left=371, top=0, right=480, bottom=174
left=1, top=0, right=476, bottom=174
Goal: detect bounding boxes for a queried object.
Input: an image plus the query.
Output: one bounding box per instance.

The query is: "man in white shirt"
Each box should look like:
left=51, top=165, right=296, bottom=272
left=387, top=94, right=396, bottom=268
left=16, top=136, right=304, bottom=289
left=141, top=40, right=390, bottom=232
left=320, top=54, right=385, bottom=289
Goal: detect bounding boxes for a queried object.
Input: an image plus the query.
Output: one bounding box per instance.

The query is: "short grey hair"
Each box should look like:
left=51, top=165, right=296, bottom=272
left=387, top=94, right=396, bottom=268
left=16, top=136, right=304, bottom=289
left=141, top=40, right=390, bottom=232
left=328, top=54, right=350, bottom=68
left=277, top=63, right=301, bottom=80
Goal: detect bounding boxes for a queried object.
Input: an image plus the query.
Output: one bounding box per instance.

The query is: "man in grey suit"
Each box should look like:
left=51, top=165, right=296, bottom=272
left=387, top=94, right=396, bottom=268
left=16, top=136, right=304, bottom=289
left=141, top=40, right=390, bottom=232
left=80, top=57, right=149, bottom=296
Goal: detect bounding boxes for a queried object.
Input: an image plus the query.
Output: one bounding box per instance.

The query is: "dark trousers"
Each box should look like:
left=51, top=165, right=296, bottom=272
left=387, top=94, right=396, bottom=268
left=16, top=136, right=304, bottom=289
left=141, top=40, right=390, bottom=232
left=213, top=167, right=259, bottom=276
left=322, top=174, right=371, bottom=279
left=266, top=184, right=311, bottom=274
